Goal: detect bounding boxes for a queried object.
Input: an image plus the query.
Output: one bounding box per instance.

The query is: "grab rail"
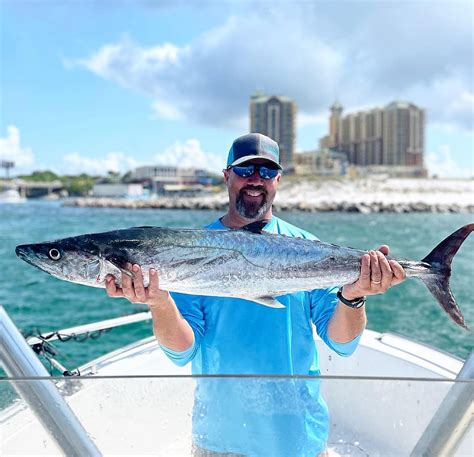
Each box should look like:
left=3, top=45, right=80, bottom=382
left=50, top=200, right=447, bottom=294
left=0, top=305, right=102, bottom=456
left=26, top=311, right=152, bottom=346
left=410, top=351, right=474, bottom=456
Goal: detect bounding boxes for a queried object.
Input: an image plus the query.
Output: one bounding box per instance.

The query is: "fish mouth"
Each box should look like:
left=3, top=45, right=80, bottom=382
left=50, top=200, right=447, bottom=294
left=15, top=245, right=30, bottom=261
left=15, top=245, right=38, bottom=269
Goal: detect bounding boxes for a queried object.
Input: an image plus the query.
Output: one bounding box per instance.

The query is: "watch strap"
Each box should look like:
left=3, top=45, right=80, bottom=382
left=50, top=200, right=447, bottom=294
left=337, top=287, right=366, bottom=309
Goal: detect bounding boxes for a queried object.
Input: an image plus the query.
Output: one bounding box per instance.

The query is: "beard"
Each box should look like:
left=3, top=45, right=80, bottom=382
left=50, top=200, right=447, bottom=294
left=235, top=186, right=269, bottom=220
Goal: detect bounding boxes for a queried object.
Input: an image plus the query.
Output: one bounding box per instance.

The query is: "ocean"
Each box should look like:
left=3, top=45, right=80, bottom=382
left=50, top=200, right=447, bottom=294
left=1, top=202, right=473, bottom=406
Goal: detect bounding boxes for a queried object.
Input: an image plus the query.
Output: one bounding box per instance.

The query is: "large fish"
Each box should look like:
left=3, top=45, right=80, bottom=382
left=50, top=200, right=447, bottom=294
left=16, top=223, right=473, bottom=329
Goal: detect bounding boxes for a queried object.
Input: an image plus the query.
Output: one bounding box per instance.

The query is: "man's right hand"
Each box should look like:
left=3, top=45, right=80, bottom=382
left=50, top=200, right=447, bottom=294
left=105, top=264, right=171, bottom=308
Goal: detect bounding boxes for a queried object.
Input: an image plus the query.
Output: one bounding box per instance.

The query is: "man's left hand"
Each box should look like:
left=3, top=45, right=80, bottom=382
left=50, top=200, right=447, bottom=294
left=342, top=245, right=406, bottom=300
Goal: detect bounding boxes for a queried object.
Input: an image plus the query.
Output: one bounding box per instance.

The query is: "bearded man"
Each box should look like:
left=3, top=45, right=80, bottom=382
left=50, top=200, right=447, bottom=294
left=106, top=133, right=405, bottom=456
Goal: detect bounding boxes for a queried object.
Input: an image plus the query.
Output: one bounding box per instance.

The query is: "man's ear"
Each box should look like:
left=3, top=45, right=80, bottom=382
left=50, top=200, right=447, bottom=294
left=223, top=169, right=230, bottom=183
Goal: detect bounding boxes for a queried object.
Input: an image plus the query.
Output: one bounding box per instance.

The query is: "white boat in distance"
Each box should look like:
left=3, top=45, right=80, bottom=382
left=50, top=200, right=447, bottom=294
left=0, top=307, right=472, bottom=456
left=0, top=188, right=26, bottom=203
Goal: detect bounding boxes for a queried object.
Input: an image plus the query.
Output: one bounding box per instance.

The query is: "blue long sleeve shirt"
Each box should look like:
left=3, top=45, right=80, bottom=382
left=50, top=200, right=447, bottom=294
left=162, top=216, right=362, bottom=456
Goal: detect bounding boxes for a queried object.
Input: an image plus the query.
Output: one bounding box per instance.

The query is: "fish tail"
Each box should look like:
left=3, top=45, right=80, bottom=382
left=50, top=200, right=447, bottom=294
left=419, top=224, right=473, bottom=330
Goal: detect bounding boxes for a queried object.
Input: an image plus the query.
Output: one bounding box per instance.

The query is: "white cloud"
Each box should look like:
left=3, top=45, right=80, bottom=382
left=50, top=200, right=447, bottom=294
left=72, top=3, right=473, bottom=133
left=0, top=126, right=35, bottom=171
left=151, top=100, right=183, bottom=121
left=404, top=76, right=474, bottom=132
left=425, top=145, right=474, bottom=179
left=73, top=12, right=344, bottom=128
left=154, top=139, right=223, bottom=174
left=60, top=152, right=140, bottom=176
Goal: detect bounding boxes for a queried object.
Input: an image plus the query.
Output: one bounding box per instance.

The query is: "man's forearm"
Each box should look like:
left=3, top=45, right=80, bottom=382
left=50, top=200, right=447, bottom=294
left=149, top=294, right=195, bottom=351
left=327, top=301, right=367, bottom=343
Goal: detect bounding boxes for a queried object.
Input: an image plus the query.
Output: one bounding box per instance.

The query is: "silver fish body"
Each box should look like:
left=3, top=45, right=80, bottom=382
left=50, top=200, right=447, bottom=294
left=15, top=224, right=473, bottom=328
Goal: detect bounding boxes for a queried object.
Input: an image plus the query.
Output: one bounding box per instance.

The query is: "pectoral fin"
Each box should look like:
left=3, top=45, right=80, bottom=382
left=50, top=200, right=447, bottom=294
left=119, top=267, right=134, bottom=279
left=252, top=296, right=285, bottom=309
left=102, top=255, right=135, bottom=280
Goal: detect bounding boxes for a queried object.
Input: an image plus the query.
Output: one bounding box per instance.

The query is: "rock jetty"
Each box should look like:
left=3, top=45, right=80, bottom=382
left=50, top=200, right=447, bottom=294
left=63, top=178, right=474, bottom=213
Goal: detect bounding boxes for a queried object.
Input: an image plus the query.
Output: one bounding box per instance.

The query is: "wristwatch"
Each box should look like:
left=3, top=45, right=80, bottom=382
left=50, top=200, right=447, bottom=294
left=337, top=287, right=366, bottom=309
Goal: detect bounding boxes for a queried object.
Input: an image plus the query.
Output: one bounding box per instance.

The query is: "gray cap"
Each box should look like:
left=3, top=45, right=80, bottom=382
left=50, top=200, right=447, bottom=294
left=226, top=133, right=282, bottom=170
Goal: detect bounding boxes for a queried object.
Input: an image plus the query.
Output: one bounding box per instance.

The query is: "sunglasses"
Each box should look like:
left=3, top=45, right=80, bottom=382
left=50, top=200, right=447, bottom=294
left=230, top=163, right=280, bottom=180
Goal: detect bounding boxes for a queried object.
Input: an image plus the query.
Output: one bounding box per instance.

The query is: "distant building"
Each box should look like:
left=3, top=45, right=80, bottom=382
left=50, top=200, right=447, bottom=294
left=322, top=100, right=425, bottom=175
left=92, top=183, right=145, bottom=198
left=384, top=101, right=424, bottom=167
left=249, top=93, right=296, bottom=170
left=294, top=148, right=348, bottom=176
left=352, top=165, right=428, bottom=178
left=129, top=165, right=218, bottom=194
left=3, top=179, right=65, bottom=199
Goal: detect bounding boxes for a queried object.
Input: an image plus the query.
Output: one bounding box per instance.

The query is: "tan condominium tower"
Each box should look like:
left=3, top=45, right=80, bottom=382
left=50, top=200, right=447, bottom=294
left=327, top=100, right=424, bottom=167
left=249, top=93, right=296, bottom=170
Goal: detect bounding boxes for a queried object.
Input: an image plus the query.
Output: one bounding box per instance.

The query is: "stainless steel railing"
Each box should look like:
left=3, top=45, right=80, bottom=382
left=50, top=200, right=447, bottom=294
left=0, top=305, right=102, bottom=456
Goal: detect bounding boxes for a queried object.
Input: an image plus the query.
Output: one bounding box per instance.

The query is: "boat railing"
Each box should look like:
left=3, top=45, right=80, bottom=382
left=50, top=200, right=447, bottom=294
left=0, top=305, right=102, bottom=456
left=25, top=311, right=152, bottom=346
left=410, top=351, right=473, bottom=457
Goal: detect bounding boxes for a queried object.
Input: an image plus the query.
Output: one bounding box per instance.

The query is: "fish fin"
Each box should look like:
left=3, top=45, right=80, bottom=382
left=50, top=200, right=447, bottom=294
left=241, top=220, right=271, bottom=234
left=251, top=296, right=285, bottom=308
left=119, top=268, right=134, bottom=279
left=103, top=254, right=135, bottom=279
left=419, top=223, right=473, bottom=330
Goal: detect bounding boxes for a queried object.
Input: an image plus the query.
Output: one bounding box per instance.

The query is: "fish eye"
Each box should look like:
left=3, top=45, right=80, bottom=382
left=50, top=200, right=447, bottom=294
left=48, top=248, right=61, bottom=261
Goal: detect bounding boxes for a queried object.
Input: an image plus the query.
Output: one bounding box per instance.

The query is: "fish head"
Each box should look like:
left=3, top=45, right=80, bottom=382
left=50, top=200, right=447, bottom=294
left=15, top=235, right=110, bottom=287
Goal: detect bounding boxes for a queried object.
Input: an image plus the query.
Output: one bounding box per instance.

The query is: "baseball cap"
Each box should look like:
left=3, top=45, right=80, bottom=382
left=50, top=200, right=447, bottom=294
left=226, top=133, right=282, bottom=170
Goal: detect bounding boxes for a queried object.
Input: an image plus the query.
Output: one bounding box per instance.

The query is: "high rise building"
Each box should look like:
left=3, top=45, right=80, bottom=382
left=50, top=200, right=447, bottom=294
left=249, top=93, right=296, bottom=170
left=383, top=101, right=424, bottom=166
left=325, top=100, right=425, bottom=169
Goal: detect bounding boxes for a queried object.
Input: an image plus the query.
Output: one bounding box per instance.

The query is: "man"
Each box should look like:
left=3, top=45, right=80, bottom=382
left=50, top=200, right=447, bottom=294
left=106, top=133, right=405, bottom=456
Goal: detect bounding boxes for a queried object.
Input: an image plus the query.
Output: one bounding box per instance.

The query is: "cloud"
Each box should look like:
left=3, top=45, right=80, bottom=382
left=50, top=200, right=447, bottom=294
left=73, top=2, right=473, bottom=133
left=425, top=145, right=474, bottom=178
left=60, top=151, right=140, bottom=176
left=151, top=100, right=183, bottom=121
left=403, top=76, right=474, bottom=132
left=73, top=12, right=344, bottom=129
left=154, top=139, right=222, bottom=173
left=0, top=126, right=35, bottom=171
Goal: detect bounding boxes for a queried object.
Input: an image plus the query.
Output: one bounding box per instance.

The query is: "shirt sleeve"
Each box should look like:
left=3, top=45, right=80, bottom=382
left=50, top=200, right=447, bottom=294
left=309, top=286, right=362, bottom=357
left=159, top=292, right=205, bottom=366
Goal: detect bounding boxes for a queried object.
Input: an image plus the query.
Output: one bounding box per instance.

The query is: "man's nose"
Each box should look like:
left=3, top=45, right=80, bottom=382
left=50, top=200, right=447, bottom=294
left=247, top=169, right=263, bottom=183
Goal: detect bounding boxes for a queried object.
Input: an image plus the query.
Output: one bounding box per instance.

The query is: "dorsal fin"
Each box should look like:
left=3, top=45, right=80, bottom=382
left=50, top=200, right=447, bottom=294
left=241, top=220, right=270, bottom=234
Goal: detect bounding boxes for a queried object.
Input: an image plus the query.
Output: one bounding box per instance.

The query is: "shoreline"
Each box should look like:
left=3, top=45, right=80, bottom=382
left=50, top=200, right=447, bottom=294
left=63, top=178, right=474, bottom=213
left=62, top=198, right=474, bottom=213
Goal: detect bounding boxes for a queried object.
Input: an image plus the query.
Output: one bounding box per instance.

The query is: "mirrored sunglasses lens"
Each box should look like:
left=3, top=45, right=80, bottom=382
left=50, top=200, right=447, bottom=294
left=232, top=165, right=254, bottom=178
left=259, top=167, right=278, bottom=179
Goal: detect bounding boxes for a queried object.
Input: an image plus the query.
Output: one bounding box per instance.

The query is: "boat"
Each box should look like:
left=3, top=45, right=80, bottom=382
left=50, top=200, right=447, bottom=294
left=0, top=306, right=472, bottom=456
left=0, top=188, right=26, bottom=203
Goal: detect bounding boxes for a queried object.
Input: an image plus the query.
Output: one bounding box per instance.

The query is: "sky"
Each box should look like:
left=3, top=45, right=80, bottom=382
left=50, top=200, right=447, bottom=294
left=0, top=0, right=473, bottom=178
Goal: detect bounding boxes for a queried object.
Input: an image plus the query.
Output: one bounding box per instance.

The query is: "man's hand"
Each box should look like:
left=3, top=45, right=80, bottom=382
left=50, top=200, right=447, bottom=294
left=105, top=264, right=170, bottom=308
left=342, top=245, right=406, bottom=300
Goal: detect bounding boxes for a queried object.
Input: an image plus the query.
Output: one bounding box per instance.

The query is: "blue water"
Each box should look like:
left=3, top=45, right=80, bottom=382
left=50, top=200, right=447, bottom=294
left=1, top=202, right=473, bottom=405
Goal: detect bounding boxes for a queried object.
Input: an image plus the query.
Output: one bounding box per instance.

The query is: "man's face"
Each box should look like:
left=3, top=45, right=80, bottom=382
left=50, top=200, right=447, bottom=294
left=224, top=159, right=281, bottom=220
